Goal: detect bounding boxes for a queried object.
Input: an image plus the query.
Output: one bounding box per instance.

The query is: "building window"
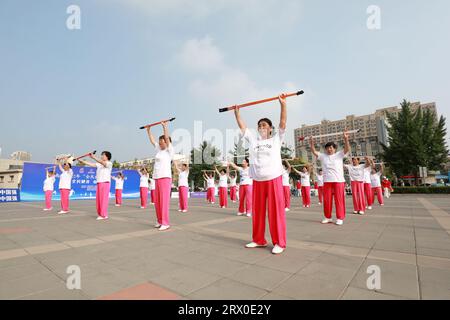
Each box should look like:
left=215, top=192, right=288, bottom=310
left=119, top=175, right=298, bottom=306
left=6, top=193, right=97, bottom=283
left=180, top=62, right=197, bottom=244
left=0, top=176, right=4, bottom=183
left=9, top=175, right=14, bottom=182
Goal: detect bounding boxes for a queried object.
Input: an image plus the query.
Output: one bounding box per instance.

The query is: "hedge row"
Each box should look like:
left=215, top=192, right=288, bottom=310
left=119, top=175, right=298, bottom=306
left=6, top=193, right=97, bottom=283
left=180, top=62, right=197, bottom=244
left=392, top=187, right=450, bottom=194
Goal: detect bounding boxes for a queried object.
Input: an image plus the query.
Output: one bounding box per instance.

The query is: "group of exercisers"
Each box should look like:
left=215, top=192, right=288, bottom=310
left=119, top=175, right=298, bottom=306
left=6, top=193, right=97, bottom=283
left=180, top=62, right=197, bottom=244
left=41, top=93, right=392, bottom=254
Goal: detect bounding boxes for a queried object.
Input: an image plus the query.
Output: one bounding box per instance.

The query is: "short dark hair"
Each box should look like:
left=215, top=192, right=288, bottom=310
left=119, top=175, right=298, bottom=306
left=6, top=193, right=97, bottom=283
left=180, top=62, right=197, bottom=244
left=159, top=135, right=172, bottom=143
left=220, top=169, right=226, bottom=174
left=243, top=157, right=249, bottom=164
left=258, top=118, right=273, bottom=128
left=324, top=142, right=337, bottom=149
left=65, top=163, right=72, bottom=169
left=102, top=151, right=112, bottom=160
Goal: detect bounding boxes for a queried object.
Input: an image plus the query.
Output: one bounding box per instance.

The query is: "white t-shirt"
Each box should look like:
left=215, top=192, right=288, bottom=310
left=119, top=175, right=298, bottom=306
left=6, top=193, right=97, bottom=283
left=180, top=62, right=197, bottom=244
left=371, top=172, right=382, bottom=188
left=207, top=178, right=215, bottom=189
left=218, top=175, right=228, bottom=188
left=96, top=162, right=112, bottom=183
left=282, top=169, right=290, bottom=187
left=178, top=171, right=189, bottom=188
left=300, top=172, right=311, bottom=187
left=316, top=174, right=324, bottom=187
left=149, top=178, right=156, bottom=190
left=239, top=168, right=253, bottom=185
left=140, top=174, right=149, bottom=188
left=345, top=164, right=368, bottom=182
left=318, top=150, right=348, bottom=183
left=230, top=177, right=237, bottom=187
left=113, top=177, right=124, bottom=190
left=243, top=128, right=285, bottom=182
left=153, top=144, right=174, bottom=179
left=363, top=169, right=371, bottom=184
left=58, top=169, right=73, bottom=190
left=43, top=176, right=55, bottom=192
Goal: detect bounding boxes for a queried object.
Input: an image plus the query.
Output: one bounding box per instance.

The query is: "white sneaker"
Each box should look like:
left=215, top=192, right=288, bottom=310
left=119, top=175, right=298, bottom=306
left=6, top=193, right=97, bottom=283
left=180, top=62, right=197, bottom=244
left=336, top=219, right=344, bottom=226
left=57, top=210, right=67, bottom=215
left=245, top=242, right=267, bottom=248
left=158, top=225, right=170, bottom=231
left=321, top=218, right=333, bottom=224
left=272, top=245, right=285, bottom=255
left=237, top=212, right=245, bottom=216
left=380, top=204, right=384, bottom=206
left=306, top=205, right=310, bottom=208
left=318, top=202, right=322, bottom=205
left=368, top=206, right=373, bottom=210
left=359, top=211, right=365, bottom=215
left=285, top=208, right=290, bottom=212
left=96, top=216, right=108, bottom=220
left=115, top=204, right=121, bottom=207
left=246, top=213, right=252, bottom=218
left=140, top=206, right=145, bottom=209
left=154, top=223, right=161, bottom=228
left=353, top=211, right=358, bottom=214
left=43, top=208, right=51, bottom=211
left=178, top=209, right=182, bottom=212
left=182, top=210, right=188, bottom=213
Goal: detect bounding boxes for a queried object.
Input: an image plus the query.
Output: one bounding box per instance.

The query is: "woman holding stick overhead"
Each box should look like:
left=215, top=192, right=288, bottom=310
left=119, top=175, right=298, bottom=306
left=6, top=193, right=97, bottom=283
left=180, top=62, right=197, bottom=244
left=229, top=171, right=238, bottom=203
left=43, top=165, right=56, bottom=211
left=174, top=161, right=189, bottom=213
left=370, top=161, right=385, bottom=206
left=344, top=157, right=371, bottom=215
left=203, top=171, right=216, bottom=204
left=315, top=168, right=324, bottom=205
left=56, top=157, right=73, bottom=214
left=78, top=151, right=113, bottom=220
left=229, top=159, right=253, bottom=217
left=292, top=164, right=312, bottom=208
left=233, top=93, right=288, bottom=255
left=136, top=167, right=150, bottom=209
left=282, top=161, right=292, bottom=212
left=146, top=121, right=174, bottom=231
left=310, top=131, right=350, bottom=226
left=111, top=172, right=125, bottom=207
left=215, top=165, right=229, bottom=209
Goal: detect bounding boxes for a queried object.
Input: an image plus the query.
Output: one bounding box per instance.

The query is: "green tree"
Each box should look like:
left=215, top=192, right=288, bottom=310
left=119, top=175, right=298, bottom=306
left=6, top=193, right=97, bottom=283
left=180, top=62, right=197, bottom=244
left=189, top=141, right=222, bottom=190
left=228, top=140, right=249, bottom=165
left=381, top=100, right=449, bottom=181
left=281, top=143, right=294, bottom=159
left=112, top=160, right=121, bottom=169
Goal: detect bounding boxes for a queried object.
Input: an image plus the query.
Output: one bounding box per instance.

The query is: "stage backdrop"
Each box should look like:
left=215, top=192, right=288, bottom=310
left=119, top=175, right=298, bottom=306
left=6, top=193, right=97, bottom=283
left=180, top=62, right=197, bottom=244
left=20, top=162, right=141, bottom=201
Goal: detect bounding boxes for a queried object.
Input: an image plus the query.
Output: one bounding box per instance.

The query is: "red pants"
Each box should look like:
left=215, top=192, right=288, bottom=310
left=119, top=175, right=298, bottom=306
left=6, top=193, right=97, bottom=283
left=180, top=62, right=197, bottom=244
left=150, top=190, right=155, bottom=204
left=230, top=186, right=237, bottom=202
left=96, top=182, right=110, bottom=218
left=207, top=187, right=215, bottom=203
left=364, top=183, right=373, bottom=207
left=219, top=187, right=228, bottom=207
left=239, top=184, right=252, bottom=214
left=59, top=189, right=70, bottom=211
left=318, top=186, right=323, bottom=203
left=45, top=190, right=53, bottom=209
left=178, top=186, right=188, bottom=211
left=283, top=186, right=291, bottom=209
left=323, top=182, right=346, bottom=220
left=301, top=186, right=311, bottom=206
left=155, top=178, right=171, bottom=226
left=252, top=176, right=286, bottom=248
left=115, top=189, right=122, bottom=205
left=351, top=181, right=365, bottom=212
left=140, top=187, right=148, bottom=208
left=372, top=187, right=384, bottom=205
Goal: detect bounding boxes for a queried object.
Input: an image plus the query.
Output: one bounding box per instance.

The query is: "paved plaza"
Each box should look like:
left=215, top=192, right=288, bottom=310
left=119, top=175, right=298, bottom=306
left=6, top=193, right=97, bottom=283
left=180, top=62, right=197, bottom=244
left=0, top=194, right=449, bottom=300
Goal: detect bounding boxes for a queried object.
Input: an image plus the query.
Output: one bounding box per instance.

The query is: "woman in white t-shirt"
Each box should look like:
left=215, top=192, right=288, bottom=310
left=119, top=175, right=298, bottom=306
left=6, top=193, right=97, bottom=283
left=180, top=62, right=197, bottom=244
left=111, top=172, right=125, bottom=207
left=344, top=157, right=372, bottom=215
left=57, top=157, right=73, bottom=214
left=175, top=161, right=189, bottom=213
left=370, top=162, right=384, bottom=206
left=79, top=151, right=113, bottom=220
left=215, top=165, right=229, bottom=209
left=281, top=161, right=292, bottom=211
left=315, top=169, right=324, bottom=205
left=146, top=121, right=174, bottom=231
left=43, top=166, right=56, bottom=211
left=136, top=167, right=149, bottom=209
left=233, top=93, right=288, bottom=255
left=229, top=171, right=238, bottom=203
left=203, top=171, right=216, bottom=204
left=292, top=164, right=312, bottom=208
left=363, top=163, right=374, bottom=210
left=229, top=159, right=253, bottom=217
left=310, top=131, right=351, bottom=226
left=149, top=177, right=156, bottom=205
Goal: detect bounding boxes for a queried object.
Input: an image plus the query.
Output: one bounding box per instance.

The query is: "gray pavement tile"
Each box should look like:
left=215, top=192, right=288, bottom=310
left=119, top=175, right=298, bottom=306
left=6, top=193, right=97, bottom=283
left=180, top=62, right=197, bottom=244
left=187, top=278, right=267, bottom=300
left=341, top=286, right=410, bottom=300
left=227, top=265, right=292, bottom=291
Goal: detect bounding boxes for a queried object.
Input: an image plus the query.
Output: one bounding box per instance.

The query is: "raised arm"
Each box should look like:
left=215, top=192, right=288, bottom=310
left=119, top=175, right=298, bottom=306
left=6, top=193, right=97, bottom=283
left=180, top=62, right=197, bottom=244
left=291, top=167, right=301, bottom=175
left=173, top=160, right=181, bottom=173
left=309, top=137, right=319, bottom=158
left=279, top=94, right=287, bottom=130
left=89, top=154, right=109, bottom=167
left=214, top=166, right=221, bottom=176
left=161, top=121, right=171, bottom=146
left=228, top=161, right=240, bottom=171
left=77, top=158, right=97, bottom=168
left=343, top=130, right=351, bottom=155
left=284, top=160, right=291, bottom=173
left=234, top=108, right=247, bottom=134
left=146, top=127, right=156, bottom=147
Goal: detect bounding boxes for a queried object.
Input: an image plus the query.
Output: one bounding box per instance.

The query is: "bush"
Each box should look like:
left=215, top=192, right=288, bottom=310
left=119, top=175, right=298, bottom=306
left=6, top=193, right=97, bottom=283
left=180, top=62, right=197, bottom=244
left=392, top=186, right=450, bottom=194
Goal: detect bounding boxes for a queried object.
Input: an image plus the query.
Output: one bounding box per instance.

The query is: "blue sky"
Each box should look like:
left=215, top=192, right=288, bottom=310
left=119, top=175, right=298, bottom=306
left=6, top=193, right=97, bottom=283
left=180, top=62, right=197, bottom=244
left=1, top=0, right=449, bottom=163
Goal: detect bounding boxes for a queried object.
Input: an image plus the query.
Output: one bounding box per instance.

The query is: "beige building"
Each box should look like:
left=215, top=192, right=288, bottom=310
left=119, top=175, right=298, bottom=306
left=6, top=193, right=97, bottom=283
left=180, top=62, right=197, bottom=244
left=0, top=159, right=25, bottom=189
left=294, top=102, right=437, bottom=163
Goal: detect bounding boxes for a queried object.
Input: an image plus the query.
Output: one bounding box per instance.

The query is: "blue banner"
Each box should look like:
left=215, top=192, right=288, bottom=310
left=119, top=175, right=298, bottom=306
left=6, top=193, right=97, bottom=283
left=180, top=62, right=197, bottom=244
left=0, top=189, right=20, bottom=202
left=20, top=162, right=141, bottom=201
